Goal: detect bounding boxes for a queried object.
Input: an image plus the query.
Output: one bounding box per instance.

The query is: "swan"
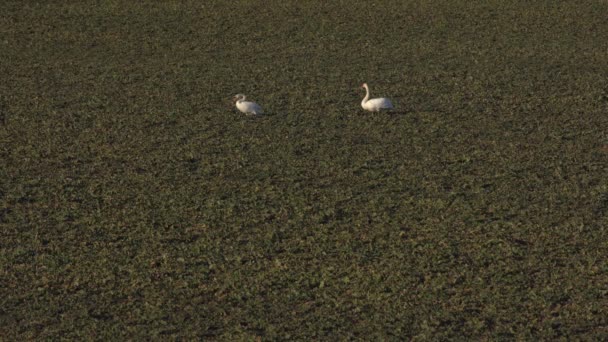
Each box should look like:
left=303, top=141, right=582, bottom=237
left=360, top=83, right=394, bottom=112
left=233, top=94, right=264, bottom=115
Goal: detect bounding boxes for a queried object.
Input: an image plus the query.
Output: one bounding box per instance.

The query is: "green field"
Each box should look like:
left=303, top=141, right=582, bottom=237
left=2, top=0, right=608, bottom=339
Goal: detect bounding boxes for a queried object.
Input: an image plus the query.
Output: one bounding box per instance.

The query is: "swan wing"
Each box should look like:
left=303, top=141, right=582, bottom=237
left=247, top=102, right=264, bottom=114
left=238, top=101, right=264, bottom=115
left=365, top=98, right=394, bottom=111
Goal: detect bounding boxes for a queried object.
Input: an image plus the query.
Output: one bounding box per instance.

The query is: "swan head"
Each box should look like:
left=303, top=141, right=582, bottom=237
left=233, top=94, right=246, bottom=102
left=361, top=83, right=369, bottom=89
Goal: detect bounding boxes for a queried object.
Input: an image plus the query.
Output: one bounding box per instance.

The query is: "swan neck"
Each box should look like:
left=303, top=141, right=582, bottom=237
left=362, top=85, right=370, bottom=103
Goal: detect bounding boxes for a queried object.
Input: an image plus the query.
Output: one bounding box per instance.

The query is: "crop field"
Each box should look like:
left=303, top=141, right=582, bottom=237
left=2, top=0, right=608, bottom=339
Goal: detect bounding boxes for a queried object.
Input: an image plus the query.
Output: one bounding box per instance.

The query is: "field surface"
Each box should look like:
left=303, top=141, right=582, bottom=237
left=2, top=0, right=608, bottom=339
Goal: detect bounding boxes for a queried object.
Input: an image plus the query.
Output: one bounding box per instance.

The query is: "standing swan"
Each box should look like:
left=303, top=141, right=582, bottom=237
left=360, top=83, right=394, bottom=112
left=233, top=94, right=264, bottom=115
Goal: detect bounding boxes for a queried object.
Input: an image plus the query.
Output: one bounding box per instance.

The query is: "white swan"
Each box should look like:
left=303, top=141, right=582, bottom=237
left=233, top=94, right=264, bottom=115
left=360, top=83, right=394, bottom=112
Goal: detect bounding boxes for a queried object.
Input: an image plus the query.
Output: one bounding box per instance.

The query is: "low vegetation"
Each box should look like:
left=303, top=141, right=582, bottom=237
left=1, top=0, right=607, bottom=339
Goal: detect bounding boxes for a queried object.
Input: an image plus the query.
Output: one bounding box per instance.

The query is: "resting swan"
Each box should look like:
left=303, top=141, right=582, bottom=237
left=233, top=94, right=264, bottom=115
left=360, top=83, right=394, bottom=112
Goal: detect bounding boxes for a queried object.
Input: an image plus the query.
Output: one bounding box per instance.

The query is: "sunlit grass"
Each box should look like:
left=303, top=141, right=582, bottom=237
left=1, top=0, right=607, bottom=339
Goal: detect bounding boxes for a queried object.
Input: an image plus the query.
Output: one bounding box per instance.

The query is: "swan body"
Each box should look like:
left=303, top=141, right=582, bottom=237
left=233, top=94, right=264, bottom=115
left=360, top=83, right=394, bottom=112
